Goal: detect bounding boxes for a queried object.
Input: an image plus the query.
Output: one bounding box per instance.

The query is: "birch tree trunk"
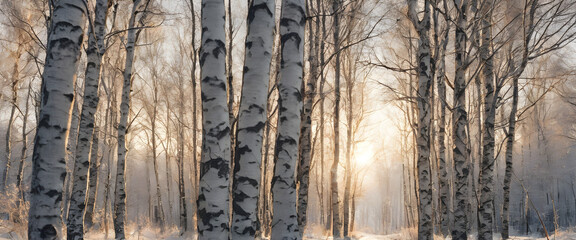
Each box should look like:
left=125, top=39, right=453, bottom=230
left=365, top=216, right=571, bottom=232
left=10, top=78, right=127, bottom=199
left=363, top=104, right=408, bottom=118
left=434, top=0, right=450, bottom=235
left=3, top=43, right=22, bottom=192
left=84, top=126, right=100, bottom=229
left=27, top=0, right=87, bottom=238
left=231, top=0, right=275, bottom=238
left=297, top=0, right=318, bottom=233
left=408, top=1, right=433, bottom=239
left=270, top=0, right=305, bottom=238
left=197, top=0, right=231, bottom=238
left=502, top=77, right=518, bottom=240
left=478, top=2, right=495, bottom=239
left=330, top=0, right=343, bottom=238
left=452, top=0, right=470, bottom=239
left=67, top=0, right=109, bottom=237
left=64, top=97, right=80, bottom=221
left=115, top=1, right=142, bottom=238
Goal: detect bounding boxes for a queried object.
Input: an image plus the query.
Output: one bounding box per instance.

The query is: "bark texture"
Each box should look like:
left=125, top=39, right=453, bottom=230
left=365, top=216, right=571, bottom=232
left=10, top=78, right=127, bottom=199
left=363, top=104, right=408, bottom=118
left=452, top=0, right=470, bottom=239
left=231, top=0, right=275, bottom=239
left=408, top=1, right=433, bottom=239
left=27, top=0, right=87, bottom=239
left=67, top=0, right=109, bottom=237
left=478, top=2, right=495, bottom=239
left=115, top=1, right=142, bottom=238
left=330, top=0, right=343, bottom=238
left=197, top=0, right=232, bottom=238
left=270, top=0, right=306, bottom=238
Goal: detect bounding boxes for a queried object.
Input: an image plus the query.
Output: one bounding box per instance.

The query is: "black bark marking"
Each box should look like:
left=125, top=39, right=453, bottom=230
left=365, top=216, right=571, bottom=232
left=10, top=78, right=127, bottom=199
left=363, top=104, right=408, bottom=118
left=40, top=224, right=57, bottom=239
left=280, top=33, right=302, bottom=49
left=247, top=2, right=273, bottom=23
left=245, top=121, right=265, bottom=133
left=45, top=190, right=59, bottom=198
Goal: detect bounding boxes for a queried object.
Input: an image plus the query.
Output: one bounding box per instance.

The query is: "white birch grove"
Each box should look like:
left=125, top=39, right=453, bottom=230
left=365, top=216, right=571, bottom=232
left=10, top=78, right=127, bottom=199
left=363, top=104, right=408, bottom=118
left=231, top=0, right=275, bottom=238
left=115, top=0, right=144, bottom=238
left=408, top=0, right=433, bottom=239
left=27, top=0, right=88, bottom=238
left=197, top=0, right=232, bottom=238
left=67, top=0, right=109, bottom=238
left=270, top=0, right=305, bottom=238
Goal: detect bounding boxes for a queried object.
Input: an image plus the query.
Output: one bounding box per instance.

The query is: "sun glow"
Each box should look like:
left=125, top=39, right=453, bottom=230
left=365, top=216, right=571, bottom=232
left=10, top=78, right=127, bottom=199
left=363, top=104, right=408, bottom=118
left=353, top=146, right=375, bottom=168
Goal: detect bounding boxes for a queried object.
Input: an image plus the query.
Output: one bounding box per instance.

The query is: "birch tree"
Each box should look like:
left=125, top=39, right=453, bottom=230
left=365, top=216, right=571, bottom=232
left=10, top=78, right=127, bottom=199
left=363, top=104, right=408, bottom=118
left=452, top=0, right=470, bottom=239
left=408, top=0, right=433, bottom=239
left=433, top=0, right=450, bottom=236
left=330, top=0, right=343, bottom=237
left=197, top=0, right=231, bottom=238
left=115, top=0, right=148, bottom=237
left=67, top=0, right=110, bottom=237
left=477, top=1, right=495, bottom=239
left=270, top=0, right=305, bottom=238
left=27, top=0, right=88, bottom=238
left=231, top=0, right=275, bottom=238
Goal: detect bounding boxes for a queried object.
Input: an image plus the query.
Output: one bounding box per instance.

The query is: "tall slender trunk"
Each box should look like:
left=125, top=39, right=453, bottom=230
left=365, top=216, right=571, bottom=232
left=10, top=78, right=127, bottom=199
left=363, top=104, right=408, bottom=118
left=408, top=1, right=433, bottom=239
left=67, top=0, right=109, bottom=237
left=177, top=70, right=187, bottom=233
left=226, top=0, right=236, bottom=160
left=270, top=0, right=306, bottom=238
left=231, top=0, right=275, bottom=239
left=435, top=0, right=450, bottom=235
left=187, top=0, right=199, bottom=232
left=452, top=0, right=470, bottom=239
left=478, top=2, right=495, bottom=239
left=14, top=85, right=32, bottom=224
left=297, top=0, right=318, bottom=234
left=84, top=126, right=100, bottom=229
left=114, top=1, right=142, bottom=238
left=64, top=96, right=81, bottom=221
left=150, top=87, right=166, bottom=231
left=197, top=0, right=231, bottom=238
left=3, top=43, right=22, bottom=192
left=330, top=0, right=343, bottom=238
left=318, top=0, right=328, bottom=229
left=502, top=77, right=518, bottom=239
left=27, top=1, right=88, bottom=238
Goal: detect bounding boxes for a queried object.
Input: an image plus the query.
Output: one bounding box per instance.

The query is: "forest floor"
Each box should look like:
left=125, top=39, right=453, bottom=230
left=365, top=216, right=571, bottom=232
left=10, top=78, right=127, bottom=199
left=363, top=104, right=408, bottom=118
left=1, top=221, right=575, bottom=240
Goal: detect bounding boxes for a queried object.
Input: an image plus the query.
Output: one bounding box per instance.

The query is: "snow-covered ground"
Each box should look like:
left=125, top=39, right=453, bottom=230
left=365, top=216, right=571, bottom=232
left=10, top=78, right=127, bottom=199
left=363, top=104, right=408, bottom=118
left=2, top=221, right=576, bottom=240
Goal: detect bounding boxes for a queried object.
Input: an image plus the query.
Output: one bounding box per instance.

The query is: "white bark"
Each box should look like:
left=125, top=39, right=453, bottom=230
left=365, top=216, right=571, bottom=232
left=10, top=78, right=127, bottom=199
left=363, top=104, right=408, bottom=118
left=84, top=126, right=100, bottom=229
left=297, top=0, right=317, bottom=233
left=330, top=0, right=343, bottom=238
left=197, top=0, right=231, bottom=239
left=67, top=0, right=109, bottom=237
left=27, top=0, right=88, bottom=238
left=452, top=0, right=470, bottom=239
left=478, top=2, right=495, bottom=239
left=408, top=1, right=433, bottom=239
left=115, top=1, right=142, bottom=238
left=434, top=0, right=450, bottom=235
left=270, top=0, right=305, bottom=239
left=231, top=0, right=275, bottom=239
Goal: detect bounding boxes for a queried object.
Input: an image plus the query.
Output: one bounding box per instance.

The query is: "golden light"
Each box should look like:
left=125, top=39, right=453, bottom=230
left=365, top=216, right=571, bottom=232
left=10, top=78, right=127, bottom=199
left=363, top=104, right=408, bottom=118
left=353, top=145, right=375, bottom=168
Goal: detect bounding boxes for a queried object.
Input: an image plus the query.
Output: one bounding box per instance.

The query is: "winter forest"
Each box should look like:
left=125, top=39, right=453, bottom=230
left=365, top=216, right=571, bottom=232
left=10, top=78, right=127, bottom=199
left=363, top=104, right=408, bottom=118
left=1, top=0, right=576, bottom=239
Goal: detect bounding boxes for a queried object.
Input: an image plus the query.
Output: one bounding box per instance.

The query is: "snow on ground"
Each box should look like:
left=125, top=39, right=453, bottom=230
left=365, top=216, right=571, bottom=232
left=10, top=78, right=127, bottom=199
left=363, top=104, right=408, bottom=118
left=2, top=221, right=576, bottom=240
